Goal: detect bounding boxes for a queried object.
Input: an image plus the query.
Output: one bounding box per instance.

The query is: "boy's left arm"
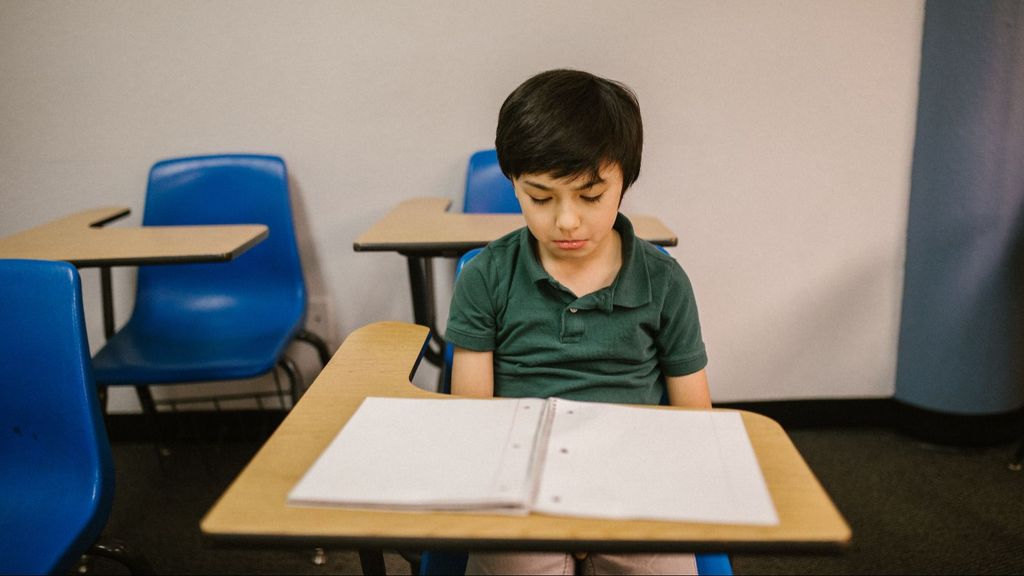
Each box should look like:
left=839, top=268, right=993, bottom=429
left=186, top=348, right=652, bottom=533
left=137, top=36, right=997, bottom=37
left=666, top=368, right=712, bottom=408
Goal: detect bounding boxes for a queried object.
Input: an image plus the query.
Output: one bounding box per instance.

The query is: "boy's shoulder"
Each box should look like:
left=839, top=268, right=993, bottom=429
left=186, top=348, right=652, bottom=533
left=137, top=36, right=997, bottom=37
left=637, top=238, right=674, bottom=262
left=634, top=237, right=679, bottom=269
left=487, top=225, right=526, bottom=252
left=632, top=238, right=693, bottom=290
left=461, top=226, right=526, bottom=277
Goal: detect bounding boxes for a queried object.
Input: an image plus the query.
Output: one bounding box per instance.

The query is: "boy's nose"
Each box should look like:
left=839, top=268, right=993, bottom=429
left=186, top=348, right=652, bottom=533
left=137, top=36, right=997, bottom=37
left=556, top=206, right=581, bottom=232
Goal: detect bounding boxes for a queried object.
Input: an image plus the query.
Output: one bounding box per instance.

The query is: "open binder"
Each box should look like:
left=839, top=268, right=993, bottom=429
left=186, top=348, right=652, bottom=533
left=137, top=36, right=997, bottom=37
left=288, top=397, right=778, bottom=525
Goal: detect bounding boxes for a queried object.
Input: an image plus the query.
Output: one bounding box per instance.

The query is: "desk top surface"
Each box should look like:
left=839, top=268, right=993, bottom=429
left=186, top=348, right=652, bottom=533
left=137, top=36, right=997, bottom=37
left=354, top=197, right=678, bottom=255
left=0, top=207, right=268, bottom=267
left=201, top=321, right=851, bottom=552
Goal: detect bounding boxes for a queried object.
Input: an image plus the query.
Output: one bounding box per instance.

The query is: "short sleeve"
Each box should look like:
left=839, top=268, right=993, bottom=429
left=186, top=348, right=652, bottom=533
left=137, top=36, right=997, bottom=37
left=445, top=255, right=498, bottom=352
left=656, top=265, right=708, bottom=377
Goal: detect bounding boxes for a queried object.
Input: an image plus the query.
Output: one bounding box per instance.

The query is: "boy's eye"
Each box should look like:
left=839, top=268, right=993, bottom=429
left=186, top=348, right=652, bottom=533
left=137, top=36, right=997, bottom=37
left=528, top=196, right=551, bottom=205
left=581, top=193, right=604, bottom=203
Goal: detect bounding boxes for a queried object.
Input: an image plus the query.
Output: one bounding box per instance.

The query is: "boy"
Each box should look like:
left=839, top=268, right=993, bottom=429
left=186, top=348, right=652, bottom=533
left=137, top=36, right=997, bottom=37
left=446, top=69, right=710, bottom=575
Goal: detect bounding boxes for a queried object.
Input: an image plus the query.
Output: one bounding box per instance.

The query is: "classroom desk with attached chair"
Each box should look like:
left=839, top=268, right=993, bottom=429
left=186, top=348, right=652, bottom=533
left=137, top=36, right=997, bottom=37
left=201, top=321, right=851, bottom=576
left=0, top=204, right=269, bottom=412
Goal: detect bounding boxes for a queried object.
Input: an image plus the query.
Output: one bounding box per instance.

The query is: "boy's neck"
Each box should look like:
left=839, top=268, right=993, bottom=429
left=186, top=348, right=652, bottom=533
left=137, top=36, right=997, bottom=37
left=538, top=229, right=623, bottom=298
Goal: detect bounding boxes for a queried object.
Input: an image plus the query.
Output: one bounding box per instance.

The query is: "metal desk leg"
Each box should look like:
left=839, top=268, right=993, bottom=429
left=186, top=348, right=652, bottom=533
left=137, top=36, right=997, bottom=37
left=358, top=548, right=387, bottom=575
left=100, top=266, right=116, bottom=340
left=405, top=255, right=444, bottom=367
left=1010, top=437, right=1024, bottom=471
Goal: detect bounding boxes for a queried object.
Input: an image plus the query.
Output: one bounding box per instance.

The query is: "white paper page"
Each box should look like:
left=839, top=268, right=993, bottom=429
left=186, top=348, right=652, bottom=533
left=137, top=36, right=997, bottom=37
left=288, top=397, right=547, bottom=510
left=532, top=399, right=778, bottom=525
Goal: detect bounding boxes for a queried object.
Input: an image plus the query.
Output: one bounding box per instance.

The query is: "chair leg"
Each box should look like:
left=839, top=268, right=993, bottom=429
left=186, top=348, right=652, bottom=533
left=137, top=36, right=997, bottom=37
left=133, top=384, right=161, bottom=439
left=278, top=355, right=303, bottom=406
left=1010, top=436, right=1024, bottom=471
left=398, top=550, right=421, bottom=575
left=358, top=548, right=387, bottom=576
left=83, top=538, right=154, bottom=574
left=129, top=385, right=170, bottom=470
left=295, top=328, right=332, bottom=367
left=135, top=385, right=159, bottom=416
left=271, top=365, right=288, bottom=410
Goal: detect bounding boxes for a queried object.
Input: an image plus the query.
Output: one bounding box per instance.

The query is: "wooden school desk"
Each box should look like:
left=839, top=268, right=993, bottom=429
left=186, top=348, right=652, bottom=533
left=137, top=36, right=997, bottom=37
left=0, top=206, right=267, bottom=335
left=201, top=321, right=851, bottom=575
left=353, top=197, right=679, bottom=368
left=0, top=206, right=268, bottom=411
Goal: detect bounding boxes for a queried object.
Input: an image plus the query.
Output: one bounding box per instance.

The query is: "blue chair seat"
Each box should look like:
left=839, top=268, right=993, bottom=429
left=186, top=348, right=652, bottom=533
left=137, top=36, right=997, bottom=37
left=92, top=319, right=299, bottom=384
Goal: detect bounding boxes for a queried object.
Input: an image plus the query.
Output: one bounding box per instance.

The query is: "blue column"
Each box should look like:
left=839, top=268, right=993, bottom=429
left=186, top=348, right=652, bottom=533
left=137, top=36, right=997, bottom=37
left=895, top=0, right=1024, bottom=415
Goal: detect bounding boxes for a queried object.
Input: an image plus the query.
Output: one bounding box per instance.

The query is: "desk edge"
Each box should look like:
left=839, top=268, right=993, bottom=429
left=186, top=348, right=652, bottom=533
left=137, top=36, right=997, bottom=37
left=353, top=237, right=677, bottom=255
left=201, top=529, right=851, bottom=554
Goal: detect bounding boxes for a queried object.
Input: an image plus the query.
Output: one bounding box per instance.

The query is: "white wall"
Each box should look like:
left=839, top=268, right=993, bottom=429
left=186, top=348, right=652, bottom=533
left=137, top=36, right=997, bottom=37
left=0, top=0, right=923, bottom=410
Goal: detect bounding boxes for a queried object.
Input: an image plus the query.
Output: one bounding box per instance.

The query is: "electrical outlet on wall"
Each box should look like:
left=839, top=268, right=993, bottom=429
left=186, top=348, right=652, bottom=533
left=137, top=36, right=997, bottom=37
left=306, top=297, right=335, bottom=347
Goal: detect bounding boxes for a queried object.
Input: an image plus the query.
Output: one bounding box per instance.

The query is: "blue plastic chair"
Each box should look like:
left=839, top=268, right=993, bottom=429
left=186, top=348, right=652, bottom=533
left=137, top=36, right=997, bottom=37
left=92, top=154, right=329, bottom=412
left=424, top=245, right=733, bottom=575
left=0, top=260, right=150, bottom=575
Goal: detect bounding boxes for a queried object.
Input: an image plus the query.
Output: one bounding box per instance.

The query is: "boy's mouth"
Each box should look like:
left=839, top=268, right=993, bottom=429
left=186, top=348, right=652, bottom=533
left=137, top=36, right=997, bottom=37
left=554, top=239, right=587, bottom=250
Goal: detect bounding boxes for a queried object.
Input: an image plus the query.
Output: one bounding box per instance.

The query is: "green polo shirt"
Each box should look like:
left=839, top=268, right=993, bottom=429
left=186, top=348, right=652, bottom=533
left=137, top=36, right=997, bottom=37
left=445, top=213, right=707, bottom=405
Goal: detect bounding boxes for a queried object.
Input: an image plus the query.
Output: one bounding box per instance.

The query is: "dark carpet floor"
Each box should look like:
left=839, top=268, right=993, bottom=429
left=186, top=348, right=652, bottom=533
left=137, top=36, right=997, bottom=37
left=91, top=422, right=1024, bottom=575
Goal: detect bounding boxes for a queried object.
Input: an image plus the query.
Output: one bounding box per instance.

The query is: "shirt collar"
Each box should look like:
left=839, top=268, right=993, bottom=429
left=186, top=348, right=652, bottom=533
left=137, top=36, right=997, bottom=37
left=608, top=213, right=652, bottom=310
left=518, top=213, right=652, bottom=311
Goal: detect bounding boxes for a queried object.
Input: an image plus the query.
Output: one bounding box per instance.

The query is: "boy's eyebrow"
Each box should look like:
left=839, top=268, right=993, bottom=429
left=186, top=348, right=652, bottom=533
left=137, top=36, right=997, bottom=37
left=522, top=179, right=554, bottom=192
left=522, top=175, right=605, bottom=192
left=577, top=175, right=606, bottom=190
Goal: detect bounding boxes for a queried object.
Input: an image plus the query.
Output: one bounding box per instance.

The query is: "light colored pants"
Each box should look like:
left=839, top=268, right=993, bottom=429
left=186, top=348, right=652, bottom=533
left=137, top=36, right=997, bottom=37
left=465, top=551, right=698, bottom=575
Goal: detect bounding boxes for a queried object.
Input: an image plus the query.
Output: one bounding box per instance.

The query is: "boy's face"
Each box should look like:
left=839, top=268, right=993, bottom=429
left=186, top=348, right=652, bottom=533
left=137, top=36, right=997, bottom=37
left=513, top=162, right=624, bottom=266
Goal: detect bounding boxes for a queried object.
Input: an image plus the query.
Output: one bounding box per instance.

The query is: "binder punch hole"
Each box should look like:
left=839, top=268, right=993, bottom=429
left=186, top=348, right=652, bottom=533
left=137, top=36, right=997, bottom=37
left=560, top=448, right=569, bottom=454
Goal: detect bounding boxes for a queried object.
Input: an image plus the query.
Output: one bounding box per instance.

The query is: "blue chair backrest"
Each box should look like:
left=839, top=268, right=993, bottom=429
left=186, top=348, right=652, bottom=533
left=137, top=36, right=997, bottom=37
left=464, top=149, right=519, bottom=214
left=134, top=154, right=306, bottom=331
left=0, top=260, right=114, bottom=575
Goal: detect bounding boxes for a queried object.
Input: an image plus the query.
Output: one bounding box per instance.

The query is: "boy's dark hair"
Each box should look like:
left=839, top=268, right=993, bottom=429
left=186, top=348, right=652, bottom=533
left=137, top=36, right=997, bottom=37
left=495, top=69, right=643, bottom=193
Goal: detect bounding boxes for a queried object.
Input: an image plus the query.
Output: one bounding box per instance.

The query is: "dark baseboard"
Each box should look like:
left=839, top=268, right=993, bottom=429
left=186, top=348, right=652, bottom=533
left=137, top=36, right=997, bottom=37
left=104, top=399, right=1024, bottom=447
left=889, top=400, right=1024, bottom=446
left=717, top=398, right=896, bottom=429
left=719, top=398, right=1024, bottom=447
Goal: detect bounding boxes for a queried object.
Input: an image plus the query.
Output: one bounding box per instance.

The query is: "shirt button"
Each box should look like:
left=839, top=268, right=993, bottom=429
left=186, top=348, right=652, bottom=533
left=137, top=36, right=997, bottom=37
left=569, top=308, right=578, bottom=314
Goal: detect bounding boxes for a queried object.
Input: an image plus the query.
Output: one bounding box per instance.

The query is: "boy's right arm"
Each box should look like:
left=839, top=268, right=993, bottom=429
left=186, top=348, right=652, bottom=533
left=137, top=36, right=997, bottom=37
left=450, top=347, right=495, bottom=398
